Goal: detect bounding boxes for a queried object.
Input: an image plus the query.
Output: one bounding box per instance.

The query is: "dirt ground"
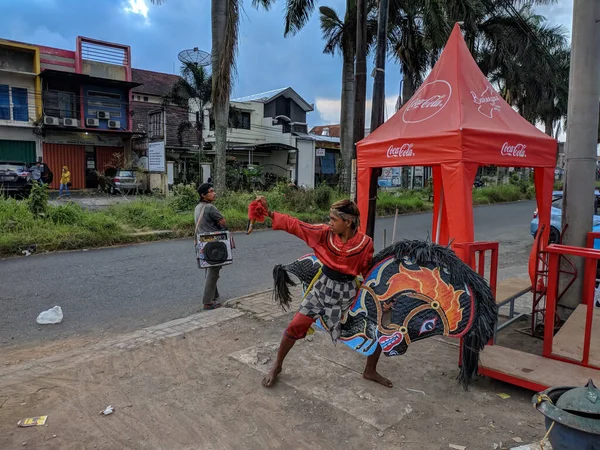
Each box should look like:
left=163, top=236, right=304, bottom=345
left=0, top=308, right=551, bottom=450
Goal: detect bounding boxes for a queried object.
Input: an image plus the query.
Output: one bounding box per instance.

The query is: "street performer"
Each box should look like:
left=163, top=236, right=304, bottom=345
left=261, top=199, right=392, bottom=388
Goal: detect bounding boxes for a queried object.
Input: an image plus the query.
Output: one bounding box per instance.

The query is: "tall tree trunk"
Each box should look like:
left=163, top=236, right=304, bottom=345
left=401, top=70, right=416, bottom=106
left=211, top=0, right=230, bottom=193
left=352, top=0, right=368, bottom=199
left=544, top=118, right=553, bottom=137
left=339, top=8, right=356, bottom=194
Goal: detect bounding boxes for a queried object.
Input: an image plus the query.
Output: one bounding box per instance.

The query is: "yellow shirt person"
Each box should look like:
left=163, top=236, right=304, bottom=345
left=59, top=166, right=71, bottom=198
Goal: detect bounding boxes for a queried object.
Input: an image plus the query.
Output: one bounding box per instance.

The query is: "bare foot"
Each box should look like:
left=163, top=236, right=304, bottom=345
left=262, top=366, right=282, bottom=388
left=363, top=370, right=393, bottom=388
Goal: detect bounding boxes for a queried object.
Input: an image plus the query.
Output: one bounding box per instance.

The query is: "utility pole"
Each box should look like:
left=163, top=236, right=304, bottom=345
left=559, top=0, right=600, bottom=316
left=365, top=0, right=389, bottom=238
left=352, top=0, right=368, bottom=201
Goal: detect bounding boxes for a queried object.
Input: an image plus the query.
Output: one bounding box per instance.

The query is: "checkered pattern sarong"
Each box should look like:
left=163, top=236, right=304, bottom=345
left=299, top=272, right=358, bottom=341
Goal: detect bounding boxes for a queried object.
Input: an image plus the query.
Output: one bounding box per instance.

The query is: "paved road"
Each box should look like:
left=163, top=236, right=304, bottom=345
left=0, top=201, right=535, bottom=347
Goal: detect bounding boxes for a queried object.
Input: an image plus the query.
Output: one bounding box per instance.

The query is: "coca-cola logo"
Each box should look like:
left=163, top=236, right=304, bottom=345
left=470, top=86, right=501, bottom=118
left=387, top=143, right=415, bottom=158
left=402, top=80, right=452, bottom=124
left=501, top=142, right=527, bottom=158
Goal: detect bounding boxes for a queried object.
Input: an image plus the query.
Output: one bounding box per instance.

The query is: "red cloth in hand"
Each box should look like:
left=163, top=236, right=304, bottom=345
left=248, top=199, right=268, bottom=222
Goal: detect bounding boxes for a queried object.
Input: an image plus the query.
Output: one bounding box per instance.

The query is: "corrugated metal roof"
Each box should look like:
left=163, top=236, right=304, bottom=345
left=309, top=134, right=340, bottom=143
left=310, top=125, right=341, bottom=138
left=231, top=87, right=289, bottom=103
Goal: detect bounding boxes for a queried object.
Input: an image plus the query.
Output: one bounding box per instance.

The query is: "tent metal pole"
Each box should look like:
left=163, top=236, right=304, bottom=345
left=435, top=190, right=444, bottom=244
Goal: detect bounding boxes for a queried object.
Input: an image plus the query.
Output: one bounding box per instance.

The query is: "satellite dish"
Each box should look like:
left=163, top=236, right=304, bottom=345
left=178, top=47, right=211, bottom=67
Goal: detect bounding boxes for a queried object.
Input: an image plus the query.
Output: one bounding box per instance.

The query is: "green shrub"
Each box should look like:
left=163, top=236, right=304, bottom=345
left=0, top=182, right=537, bottom=256
left=0, top=197, right=34, bottom=232
left=170, top=183, right=199, bottom=212
left=107, top=199, right=176, bottom=230
left=48, top=202, right=84, bottom=225
left=472, top=184, right=525, bottom=205
left=376, top=190, right=431, bottom=215
left=81, top=212, right=121, bottom=233
left=28, top=181, right=49, bottom=218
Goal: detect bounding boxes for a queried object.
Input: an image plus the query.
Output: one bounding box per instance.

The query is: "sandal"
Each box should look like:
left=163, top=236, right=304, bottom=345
left=203, top=302, right=222, bottom=310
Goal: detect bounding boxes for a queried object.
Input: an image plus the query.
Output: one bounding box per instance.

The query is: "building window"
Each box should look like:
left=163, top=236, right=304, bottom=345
left=0, top=84, right=29, bottom=121
left=209, top=110, right=251, bottom=130
left=12, top=87, right=29, bottom=122
left=43, top=90, right=77, bottom=119
left=292, top=124, right=307, bottom=134
left=0, top=85, right=9, bottom=120
left=143, top=96, right=149, bottom=102
left=148, top=111, right=164, bottom=139
left=229, top=110, right=251, bottom=130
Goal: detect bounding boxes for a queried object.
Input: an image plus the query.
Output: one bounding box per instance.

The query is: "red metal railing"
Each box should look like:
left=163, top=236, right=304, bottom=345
left=531, top=225, right=578, bottom=336
left=455, top=242, right=500, bottom=366
left=455, top=241, right=499, bottom=298
left=543, top=242, right=600, bottom=369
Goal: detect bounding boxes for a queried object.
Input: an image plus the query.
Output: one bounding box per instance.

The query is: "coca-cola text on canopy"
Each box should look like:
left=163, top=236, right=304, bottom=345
left=500, top=142, right=527, bottom=158
left=402, top=80, right=452, bottom=124
left=387, top=143, right=415, bottom=158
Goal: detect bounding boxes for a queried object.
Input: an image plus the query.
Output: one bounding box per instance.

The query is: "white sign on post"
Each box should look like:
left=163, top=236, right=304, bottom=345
left=316, top=148, right=326, bottom=157
left=148, top=141, right=166, bottom=173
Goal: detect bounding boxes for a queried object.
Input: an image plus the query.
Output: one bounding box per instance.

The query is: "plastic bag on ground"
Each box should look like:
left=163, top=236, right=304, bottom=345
left=36, top=306, right=63, bottom=324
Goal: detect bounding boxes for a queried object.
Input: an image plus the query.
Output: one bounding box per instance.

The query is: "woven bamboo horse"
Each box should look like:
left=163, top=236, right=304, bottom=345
left=273, top=240, right=498, bottom=388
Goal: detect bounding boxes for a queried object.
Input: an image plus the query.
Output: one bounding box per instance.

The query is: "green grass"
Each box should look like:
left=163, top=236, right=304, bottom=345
left=0, top=182, right=535, bottom=256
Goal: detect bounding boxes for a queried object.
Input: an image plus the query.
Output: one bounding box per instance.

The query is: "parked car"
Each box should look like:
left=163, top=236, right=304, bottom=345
left=0, top=161, right=33, bottom=198
left=109, top=169, right=141, bottom=195
left=530, top=190, right=600, bottom=247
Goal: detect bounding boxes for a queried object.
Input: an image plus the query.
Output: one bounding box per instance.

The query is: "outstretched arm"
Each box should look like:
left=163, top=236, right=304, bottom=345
left=269, top=211, right=327, bottom=248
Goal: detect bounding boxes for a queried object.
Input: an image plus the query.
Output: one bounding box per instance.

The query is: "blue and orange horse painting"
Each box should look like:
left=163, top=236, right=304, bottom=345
left=272, top=240, right=497, bottom=388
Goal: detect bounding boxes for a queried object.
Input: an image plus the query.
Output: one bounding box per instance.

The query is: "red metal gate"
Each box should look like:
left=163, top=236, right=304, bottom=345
left=42, top=143, right=86, bottom=189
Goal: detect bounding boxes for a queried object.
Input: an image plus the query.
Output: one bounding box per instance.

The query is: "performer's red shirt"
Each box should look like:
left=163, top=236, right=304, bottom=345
left=272, top=212, right=374, bottom=277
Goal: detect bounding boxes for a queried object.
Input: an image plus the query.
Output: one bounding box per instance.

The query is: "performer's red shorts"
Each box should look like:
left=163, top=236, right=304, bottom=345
left=284, top=312, right=315, bottom=340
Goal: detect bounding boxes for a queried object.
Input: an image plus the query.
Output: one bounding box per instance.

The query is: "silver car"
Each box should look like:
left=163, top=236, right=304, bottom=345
left=111, top=170, right=141, bottom=194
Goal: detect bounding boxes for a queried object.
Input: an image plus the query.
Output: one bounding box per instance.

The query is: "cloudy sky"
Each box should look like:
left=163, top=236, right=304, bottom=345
left=0, top=0, right=574, bottom=127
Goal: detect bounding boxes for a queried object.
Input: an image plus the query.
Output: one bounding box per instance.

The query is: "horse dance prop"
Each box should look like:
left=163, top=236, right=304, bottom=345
left=273, top=240, right=498, bottom=388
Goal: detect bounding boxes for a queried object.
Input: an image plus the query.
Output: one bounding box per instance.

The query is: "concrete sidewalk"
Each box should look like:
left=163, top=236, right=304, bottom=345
left=0, top=289, right=549, bottom=450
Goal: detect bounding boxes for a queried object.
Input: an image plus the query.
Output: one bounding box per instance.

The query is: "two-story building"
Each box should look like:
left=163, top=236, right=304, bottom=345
left=38, top=37, right=140, bottom=189
left=309, top=126, right=341, bottom=187
left=202, top=87, right=317, bottom=188
left=130, top=68, right=199, bottom=187
left=0, top=40, right=42, bottom=162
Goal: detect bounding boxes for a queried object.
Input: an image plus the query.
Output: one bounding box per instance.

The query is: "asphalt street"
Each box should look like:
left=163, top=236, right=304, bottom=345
left=0, top=200, right=536, bottom=348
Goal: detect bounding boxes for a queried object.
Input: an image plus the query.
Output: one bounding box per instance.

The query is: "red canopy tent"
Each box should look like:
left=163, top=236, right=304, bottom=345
left=356, top=24, right=557, bottom=278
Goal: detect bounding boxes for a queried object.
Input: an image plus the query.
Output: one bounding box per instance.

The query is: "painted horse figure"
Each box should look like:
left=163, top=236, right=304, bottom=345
left=273, top=240, right=498, bottom=388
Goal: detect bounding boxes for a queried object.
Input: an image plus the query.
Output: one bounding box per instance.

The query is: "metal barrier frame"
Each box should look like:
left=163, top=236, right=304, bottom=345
left=543, top=242, right=600, bottom=369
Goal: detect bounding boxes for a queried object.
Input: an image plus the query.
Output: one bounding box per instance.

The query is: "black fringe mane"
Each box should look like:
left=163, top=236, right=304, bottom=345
left=272, top=239, right=498, bottom=389
left=372, top=240, right=498, bottom=389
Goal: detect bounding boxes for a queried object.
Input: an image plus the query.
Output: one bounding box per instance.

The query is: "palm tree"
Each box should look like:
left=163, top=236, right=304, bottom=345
left=277, top=1, right=376, bottom=193
left=152, top=0, right=273, bottom=192
left=484, top=7, right=569, bottom=136
left=389, top=0, right=560, bottom=108
left=318, top=4, right=356, bottom=192
left=162, top=62, right=212, bottom=182
left=388, top=0, right=448, bottom=108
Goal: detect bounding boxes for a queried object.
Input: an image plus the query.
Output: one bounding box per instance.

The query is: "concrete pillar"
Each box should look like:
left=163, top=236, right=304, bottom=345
left=560, top=0, right=600, bottom=314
